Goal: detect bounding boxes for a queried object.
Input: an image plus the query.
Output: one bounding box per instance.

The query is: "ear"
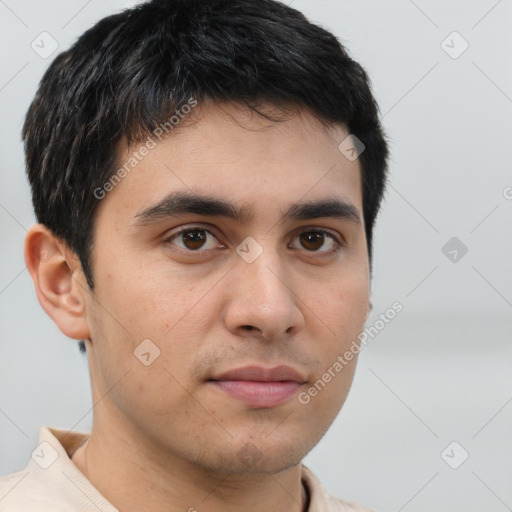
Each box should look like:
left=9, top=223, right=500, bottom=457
left=24, top=224, right=91, bottom=340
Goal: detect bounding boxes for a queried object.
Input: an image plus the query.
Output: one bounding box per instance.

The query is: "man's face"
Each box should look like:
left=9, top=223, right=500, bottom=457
left=82, top=101, right=370, bottom=475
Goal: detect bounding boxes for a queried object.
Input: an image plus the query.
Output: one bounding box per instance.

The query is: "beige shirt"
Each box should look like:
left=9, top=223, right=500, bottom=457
left=0, top=426, right=371, bottom=512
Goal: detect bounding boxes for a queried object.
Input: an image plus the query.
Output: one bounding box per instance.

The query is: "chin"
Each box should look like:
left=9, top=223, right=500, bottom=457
left=190, top=430, right=319, bottom=476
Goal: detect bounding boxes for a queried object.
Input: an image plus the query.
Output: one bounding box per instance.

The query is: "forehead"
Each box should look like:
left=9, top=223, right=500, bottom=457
left=98, top=101, right=363, bottom=224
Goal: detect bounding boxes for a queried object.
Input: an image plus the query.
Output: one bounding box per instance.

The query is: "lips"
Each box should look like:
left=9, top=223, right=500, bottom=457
left=211, top=365, right=306, bottom=383
left=208, top=365, right=306, bottom=408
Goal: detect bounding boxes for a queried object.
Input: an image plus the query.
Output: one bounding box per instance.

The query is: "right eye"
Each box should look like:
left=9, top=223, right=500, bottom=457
left=164, top=227, right=223, bottom=252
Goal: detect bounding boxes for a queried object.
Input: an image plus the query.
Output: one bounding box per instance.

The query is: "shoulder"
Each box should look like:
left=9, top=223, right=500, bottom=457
left=0, top=425, right=111, bottom=512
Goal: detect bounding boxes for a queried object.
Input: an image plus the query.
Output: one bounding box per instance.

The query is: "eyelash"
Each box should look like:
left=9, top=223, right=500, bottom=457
left=163, top=226, right=344, bottom=255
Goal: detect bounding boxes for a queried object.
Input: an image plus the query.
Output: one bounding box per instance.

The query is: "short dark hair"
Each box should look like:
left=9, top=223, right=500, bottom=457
left=23, top=0, right=389, bottom=351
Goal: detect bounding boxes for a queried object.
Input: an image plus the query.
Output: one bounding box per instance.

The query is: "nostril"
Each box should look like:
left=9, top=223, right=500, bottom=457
left=241, top=325, right=267, bottom=337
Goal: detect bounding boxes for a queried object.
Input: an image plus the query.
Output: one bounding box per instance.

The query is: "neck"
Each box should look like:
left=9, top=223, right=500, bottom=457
left=71, top=416, right=308, bottom=512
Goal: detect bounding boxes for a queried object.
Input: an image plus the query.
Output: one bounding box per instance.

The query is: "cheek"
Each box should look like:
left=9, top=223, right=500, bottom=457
left=309, top=269, right=369, bottom=342
left=86, top=277, right=212, bottom=431
left=298, top=280, right=367, bottom=421
left=94, top=251, right=209, bottom=339
left=88, top=255, right=224, bottom=404
left=300, top=269, right=368, bottom=406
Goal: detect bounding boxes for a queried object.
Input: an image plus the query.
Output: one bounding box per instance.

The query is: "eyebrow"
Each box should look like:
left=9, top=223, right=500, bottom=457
left=133, top=191, right=361, bottom=226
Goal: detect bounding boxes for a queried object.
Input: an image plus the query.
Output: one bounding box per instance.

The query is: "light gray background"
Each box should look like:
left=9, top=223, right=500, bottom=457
left=1, top=1, right=511, bottom=511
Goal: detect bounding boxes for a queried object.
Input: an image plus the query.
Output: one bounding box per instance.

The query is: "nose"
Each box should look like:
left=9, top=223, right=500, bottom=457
left=223, top=250, right=305, bottom=342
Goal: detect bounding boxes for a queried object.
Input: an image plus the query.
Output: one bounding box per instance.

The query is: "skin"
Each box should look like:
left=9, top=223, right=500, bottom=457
left=25, top=101, right=371, bottom=512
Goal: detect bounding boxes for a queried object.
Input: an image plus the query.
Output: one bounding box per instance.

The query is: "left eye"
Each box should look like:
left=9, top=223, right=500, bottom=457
left=166, top=228, right=220, bottom=251
left=290, top=230, right=340, bottom=253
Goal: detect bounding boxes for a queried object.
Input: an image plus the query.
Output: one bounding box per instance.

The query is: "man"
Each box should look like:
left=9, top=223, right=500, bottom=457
left=0, top=0, right=388, bottom=510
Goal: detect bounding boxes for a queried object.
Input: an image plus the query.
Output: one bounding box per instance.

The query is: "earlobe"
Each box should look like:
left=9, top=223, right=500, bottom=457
left=24, top=224, right=91, bottom=341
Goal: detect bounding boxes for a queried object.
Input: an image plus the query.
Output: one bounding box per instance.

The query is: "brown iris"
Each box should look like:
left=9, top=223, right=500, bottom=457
left=299, top=231, right=325, bottom=251
left=182, top=230, right=207, bottom=250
